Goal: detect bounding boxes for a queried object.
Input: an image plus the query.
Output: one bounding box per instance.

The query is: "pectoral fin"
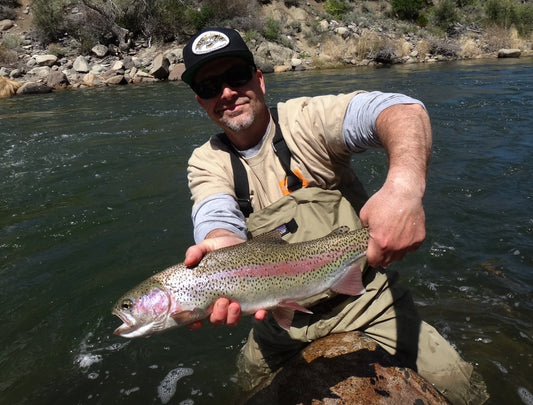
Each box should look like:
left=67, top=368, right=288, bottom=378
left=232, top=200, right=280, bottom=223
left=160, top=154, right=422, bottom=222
left=331, top=261, right=366, bottom=296
left=170, top=308, right=208, bottom=326
left=272, top=301, right=313, bottom=331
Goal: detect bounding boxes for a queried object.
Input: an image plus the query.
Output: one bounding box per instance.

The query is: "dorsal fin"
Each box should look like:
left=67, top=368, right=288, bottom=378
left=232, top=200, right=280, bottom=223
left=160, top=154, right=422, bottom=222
left=250, top=229, right=288, bottom=244
left=328, top=226, right=351, bottom=236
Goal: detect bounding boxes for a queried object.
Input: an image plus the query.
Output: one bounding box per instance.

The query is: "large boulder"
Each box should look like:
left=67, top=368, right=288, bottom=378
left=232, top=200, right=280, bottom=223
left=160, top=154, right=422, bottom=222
left=26, top=66, right=51, bottom=82
left=46, top=70, right=70, bottom=89
left=244, top=331, right=449, bottom=405
left=73, top=56, right=90, bottom=73
left=0, top=19, right=14, bottom=31
left=91, top=44, right=109, bottom=58
left=16, top=82, right=52, bottom=95
left=150, top=53, right=170, bottom=80
left=105, top=74, right=127, bottom=85
left=34, top=54, right=58, bottom=67
left=497, top=48, right=521, bottom=58
left=255, top=42, right=295, bottom=67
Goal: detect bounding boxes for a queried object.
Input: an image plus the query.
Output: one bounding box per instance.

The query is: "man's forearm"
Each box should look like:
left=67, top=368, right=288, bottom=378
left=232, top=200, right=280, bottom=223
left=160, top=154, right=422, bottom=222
left=375, top=103, right=432, bottom=197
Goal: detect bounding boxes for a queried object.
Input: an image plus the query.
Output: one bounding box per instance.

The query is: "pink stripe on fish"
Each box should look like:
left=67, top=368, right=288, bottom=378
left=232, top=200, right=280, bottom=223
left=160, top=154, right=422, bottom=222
left=228, top=251, right=346, bottom=278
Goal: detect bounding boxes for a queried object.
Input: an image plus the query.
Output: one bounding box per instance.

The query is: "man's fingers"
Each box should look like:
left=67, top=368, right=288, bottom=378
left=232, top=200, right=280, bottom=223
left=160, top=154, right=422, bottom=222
left=210, top=298, right=230, bottom=326
left=226, top=302, right=241, bottom=326
left=184, top=245, right=206, bottom=267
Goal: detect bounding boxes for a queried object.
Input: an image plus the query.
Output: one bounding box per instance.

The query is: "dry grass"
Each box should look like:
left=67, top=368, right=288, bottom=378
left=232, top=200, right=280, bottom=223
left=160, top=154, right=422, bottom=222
left=316, top=35, right=354, bottom=64
left=395, top=38, right=412, bottom=57
left=0, top=76, right=22, bottom=98
left=416, top=39, right=431, bottom=58
left=482, top=24, right=513, bottom=52
left=356, top=29, right=384, bottom=58
left=459, top=35, right=483, bottom=58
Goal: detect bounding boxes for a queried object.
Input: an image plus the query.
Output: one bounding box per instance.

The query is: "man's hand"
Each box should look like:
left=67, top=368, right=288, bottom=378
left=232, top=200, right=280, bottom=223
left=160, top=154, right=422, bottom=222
left=184, top=229, right=267, bottom=329
left=184, top=229, right=246, bottom=267
left=360, top=178, right=426, bottom=268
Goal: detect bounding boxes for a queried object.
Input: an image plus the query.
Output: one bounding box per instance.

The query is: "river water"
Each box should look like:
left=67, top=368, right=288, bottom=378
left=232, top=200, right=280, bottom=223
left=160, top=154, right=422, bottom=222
left=1, top=58, right=532, bottom=405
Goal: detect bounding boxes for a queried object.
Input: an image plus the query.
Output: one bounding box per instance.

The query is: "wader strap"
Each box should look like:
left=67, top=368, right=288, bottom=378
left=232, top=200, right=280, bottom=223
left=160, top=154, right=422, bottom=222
left=219, top=107, right=302, bottom=218
left=270, top=108, right=303, bottom=193
left=219, top=134, right=254, bottom=218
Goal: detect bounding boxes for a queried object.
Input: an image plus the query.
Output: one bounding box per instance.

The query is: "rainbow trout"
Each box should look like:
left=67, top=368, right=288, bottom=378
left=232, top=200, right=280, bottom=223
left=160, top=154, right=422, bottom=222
left=112, top=226, right=369, bottom=338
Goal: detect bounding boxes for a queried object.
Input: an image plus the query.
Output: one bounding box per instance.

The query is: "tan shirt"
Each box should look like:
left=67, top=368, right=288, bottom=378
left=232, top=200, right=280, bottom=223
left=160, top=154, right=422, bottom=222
left=188, top=91, right=369, bottom=215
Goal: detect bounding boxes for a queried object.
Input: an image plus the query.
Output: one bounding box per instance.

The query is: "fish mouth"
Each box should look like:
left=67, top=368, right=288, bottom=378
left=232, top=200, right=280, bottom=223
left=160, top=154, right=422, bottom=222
left=112, top=309, right=137, bottom=336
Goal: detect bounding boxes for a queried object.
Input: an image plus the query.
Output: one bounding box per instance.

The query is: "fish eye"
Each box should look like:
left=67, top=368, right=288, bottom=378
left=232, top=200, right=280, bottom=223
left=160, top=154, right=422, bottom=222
left=121, top=298, right=134, bottom=311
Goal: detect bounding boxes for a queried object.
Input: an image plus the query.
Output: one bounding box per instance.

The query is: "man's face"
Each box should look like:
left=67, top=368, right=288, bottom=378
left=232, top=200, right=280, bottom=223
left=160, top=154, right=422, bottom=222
left=193, top=57, right=267, bottom=135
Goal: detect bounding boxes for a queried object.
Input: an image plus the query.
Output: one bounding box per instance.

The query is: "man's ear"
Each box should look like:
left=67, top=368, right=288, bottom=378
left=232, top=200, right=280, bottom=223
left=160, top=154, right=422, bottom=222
left=196, top=94, right=207, bottom=108
left=256, top=70, right=266, bottom=95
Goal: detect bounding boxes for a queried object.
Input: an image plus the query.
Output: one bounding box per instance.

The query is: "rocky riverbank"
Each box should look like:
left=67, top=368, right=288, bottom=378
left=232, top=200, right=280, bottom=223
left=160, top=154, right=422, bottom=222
left=1, top=0, right=531, bottom=98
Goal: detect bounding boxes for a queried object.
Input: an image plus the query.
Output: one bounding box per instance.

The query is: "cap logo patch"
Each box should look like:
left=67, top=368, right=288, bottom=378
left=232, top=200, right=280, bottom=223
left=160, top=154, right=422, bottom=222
left=192, top=31, right=230, bottom=55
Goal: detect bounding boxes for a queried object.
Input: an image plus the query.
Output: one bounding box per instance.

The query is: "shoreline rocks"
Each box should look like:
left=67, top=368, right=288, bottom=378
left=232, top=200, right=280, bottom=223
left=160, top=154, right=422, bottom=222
left=1, top=7, right=532, bottom=98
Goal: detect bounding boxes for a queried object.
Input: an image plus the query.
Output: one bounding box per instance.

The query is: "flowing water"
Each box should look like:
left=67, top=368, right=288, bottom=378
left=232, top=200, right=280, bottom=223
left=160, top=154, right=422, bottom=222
left=1, top=58, right=532, bottom=405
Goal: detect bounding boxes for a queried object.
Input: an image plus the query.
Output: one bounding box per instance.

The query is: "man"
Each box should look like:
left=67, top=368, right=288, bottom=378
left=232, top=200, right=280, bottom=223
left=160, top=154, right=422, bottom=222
left=181, top=27, right=487, bottom=404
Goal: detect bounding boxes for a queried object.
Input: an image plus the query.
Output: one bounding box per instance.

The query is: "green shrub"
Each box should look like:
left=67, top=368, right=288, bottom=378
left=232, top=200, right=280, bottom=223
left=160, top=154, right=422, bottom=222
left=324, top=0, right=350, bottom=20
left=0, top=5, right=17, bottom=20
left=485, top=0, right=517, bottom=28
left=190, top=6, right=215, bottom=30
left=47, top=43, right=69, bottom=58
left=484, top=0, right=532, bottom=35
left=455, top=0, right=476, bottom=6
left=432, top=0, right=458, bottom=29
left=244, top=29, right=261, bottom=43
left=1, top=33, right=24, bottom=49
left=516, top=3, right=533, bottom=35
left=32, top=0, right=70, bottom=43
left=391, top=0, right=425, bottom=21
left=263, top=17, right=280, bottom=41
left=0, top=32, right=20, bottom=64
left=416, top=13, right=429, bottom=28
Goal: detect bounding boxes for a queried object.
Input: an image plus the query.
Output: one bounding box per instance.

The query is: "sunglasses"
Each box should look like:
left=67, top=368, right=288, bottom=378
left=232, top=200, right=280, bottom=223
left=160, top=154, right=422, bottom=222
left=192, top=64, right=256, bottom=99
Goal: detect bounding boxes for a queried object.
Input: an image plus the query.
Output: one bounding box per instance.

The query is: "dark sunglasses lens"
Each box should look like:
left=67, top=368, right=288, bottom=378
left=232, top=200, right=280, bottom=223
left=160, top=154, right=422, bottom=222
left=194, top=80, right=219, bottom=99
left=225, top=65, right=254, bottom=86
left=194, top=65, right=254, bottom=99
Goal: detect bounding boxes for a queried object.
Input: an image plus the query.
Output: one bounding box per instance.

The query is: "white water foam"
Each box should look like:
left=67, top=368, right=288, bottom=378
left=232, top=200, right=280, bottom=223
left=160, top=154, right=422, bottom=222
left=490, top=360, right=508, bottom=374
left=73, top=321, right=129, bottom=377
left=518, top=387, right=533, bottom=405
left=75, top=352, right=103, bottom=368
left=157, top=367, right=194, bottom=404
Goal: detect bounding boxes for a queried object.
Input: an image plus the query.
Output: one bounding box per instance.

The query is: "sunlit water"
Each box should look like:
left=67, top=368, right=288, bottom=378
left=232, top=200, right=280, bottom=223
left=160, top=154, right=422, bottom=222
left=1, top=58, right=532, bottom=404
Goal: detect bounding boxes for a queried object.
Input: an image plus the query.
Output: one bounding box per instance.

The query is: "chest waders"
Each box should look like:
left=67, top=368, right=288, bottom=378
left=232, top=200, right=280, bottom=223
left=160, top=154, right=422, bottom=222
left=220, top=110, right=481, bottom=405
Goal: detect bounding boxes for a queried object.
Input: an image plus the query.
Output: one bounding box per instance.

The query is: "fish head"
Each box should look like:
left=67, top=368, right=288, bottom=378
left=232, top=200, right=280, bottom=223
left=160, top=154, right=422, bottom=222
left=112, top=279, right=175, bottom=338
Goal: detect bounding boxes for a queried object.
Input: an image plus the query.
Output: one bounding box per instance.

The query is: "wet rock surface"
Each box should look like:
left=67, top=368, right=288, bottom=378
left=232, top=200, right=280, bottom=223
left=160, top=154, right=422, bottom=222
left=244, top=331, right=449, bottom=405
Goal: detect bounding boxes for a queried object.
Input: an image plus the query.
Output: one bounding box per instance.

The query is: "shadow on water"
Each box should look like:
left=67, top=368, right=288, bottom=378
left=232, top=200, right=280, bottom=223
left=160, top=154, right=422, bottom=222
left=1, top=58, right=532, bottom=404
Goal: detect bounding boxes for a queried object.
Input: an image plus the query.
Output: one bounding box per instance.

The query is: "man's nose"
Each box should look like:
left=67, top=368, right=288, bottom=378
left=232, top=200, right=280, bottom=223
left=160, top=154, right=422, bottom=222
left=220, top=82, right=239, bottom=99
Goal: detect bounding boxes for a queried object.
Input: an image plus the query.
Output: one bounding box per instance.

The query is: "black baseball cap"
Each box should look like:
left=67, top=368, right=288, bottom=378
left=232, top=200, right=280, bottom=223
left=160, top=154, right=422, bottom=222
left=181, top=27, right=255, bottom=85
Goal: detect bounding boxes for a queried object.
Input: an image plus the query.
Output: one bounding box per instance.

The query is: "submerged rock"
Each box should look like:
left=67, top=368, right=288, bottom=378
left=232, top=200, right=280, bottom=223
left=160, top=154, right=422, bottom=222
left=243, top=331, right=449, bottom=405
